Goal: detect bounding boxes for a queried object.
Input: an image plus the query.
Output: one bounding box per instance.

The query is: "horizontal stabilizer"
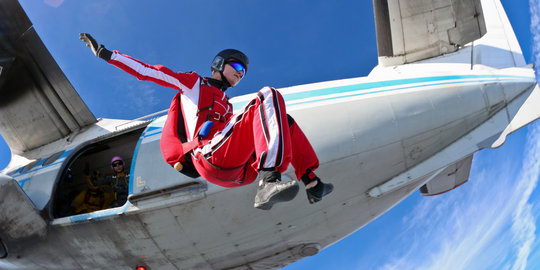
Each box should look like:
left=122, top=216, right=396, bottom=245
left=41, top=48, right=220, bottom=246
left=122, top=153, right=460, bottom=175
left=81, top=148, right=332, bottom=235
left=420, top=155, right=472, bottom=196
left=373, top=0, right=486, bottom=66
left=0, top=0, right=96, bottom=154
left=492, top=83, right=540, bottom=148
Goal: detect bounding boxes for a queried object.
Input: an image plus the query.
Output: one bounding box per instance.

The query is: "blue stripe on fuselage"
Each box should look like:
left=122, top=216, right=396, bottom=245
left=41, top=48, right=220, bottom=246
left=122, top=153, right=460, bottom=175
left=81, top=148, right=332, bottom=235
left=230, top=74, right=533, bottom=111
left=8, top=150, right=73, bottom=179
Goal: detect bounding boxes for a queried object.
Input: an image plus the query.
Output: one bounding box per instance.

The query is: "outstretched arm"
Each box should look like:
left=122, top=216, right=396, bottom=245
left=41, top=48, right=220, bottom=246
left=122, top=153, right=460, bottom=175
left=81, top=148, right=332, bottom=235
left=79, top=33, right=199, bottom=93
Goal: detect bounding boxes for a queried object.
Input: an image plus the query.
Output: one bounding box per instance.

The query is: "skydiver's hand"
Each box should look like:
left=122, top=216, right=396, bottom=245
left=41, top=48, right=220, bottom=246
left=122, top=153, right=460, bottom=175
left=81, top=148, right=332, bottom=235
left=79, top=33, right=112, bottom=61
left=79, top=33, right=100, bottom=56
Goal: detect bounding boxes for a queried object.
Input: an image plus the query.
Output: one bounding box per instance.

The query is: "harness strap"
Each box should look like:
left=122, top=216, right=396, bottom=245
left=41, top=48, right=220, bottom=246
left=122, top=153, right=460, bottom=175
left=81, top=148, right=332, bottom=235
left=173, top=139, right=200, bottom=172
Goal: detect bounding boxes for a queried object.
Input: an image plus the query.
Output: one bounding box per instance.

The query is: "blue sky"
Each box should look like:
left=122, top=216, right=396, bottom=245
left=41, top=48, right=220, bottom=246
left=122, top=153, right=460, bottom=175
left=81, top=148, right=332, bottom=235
left=0, top=0, right=538, bottom=269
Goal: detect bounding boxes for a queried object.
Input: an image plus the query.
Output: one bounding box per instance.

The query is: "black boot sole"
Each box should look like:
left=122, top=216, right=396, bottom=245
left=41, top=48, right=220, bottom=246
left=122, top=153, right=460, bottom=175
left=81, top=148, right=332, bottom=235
left=254, top=182, right=299, bottom=210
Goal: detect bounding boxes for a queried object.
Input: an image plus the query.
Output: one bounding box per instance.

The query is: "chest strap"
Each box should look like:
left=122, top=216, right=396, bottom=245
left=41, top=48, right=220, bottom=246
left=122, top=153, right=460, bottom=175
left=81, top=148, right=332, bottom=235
left=181, top=140, right=200, bottom=156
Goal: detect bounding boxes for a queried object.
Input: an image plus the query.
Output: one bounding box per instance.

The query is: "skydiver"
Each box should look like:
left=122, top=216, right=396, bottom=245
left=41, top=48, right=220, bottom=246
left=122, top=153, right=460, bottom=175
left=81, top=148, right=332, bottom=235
left=80, top=33, right=333, bottom=210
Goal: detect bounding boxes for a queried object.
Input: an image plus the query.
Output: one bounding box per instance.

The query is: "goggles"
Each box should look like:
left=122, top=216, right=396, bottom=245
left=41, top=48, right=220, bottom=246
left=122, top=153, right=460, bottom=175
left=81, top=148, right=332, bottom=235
left=228, top=62, right=246, bottom=78
left=112, top=161, right=124, bottom=167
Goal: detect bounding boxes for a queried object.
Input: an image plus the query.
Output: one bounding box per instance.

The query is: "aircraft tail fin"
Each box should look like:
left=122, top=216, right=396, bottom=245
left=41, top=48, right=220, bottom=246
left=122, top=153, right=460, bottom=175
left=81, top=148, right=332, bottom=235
left=471, top=0, right=527, bottom=68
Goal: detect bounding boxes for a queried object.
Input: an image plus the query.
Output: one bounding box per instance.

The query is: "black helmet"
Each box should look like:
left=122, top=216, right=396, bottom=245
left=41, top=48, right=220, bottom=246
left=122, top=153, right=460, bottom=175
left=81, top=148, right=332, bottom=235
left=211, top=49, right=249, bottom=74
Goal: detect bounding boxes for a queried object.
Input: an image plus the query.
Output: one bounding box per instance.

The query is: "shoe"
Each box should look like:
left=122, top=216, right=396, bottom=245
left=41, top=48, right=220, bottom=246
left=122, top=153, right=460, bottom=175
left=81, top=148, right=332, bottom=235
left=254, top=171, right=299, bottom=210
left=306, top=180, right=334, bottom=204
left=301, top=170, right=334, bottom=204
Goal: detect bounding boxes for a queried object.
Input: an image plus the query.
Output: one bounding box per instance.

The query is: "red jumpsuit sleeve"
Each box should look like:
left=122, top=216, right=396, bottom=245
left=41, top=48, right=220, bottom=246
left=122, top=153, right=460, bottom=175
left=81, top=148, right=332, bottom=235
left=107, top=50, right=199, bottom=93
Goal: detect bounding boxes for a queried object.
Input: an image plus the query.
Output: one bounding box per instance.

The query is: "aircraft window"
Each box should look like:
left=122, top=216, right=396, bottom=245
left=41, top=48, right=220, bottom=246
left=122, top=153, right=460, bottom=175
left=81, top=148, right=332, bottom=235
left=20, top=159, right=41, bottom=173
left=43, top=151, right=65, bottom=166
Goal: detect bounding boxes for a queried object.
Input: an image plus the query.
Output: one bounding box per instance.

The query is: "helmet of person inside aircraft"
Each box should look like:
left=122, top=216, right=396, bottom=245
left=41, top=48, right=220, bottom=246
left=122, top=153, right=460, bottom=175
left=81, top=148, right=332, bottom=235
left=110, top=156, right=124, bottom=170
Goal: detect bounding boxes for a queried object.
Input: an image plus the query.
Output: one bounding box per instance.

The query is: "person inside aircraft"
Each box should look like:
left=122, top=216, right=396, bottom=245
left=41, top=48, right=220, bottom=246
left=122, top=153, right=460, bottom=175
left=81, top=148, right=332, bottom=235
left=72, top=164, right=114, bottom=214
left=80, top=33, right=333, bottom=210
left=89, top=156, right=130, bottom=208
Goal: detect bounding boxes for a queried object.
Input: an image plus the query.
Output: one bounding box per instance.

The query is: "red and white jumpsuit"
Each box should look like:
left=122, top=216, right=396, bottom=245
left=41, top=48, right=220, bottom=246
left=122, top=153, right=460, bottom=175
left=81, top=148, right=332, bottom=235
left=108, top=51, right=319, bottom=187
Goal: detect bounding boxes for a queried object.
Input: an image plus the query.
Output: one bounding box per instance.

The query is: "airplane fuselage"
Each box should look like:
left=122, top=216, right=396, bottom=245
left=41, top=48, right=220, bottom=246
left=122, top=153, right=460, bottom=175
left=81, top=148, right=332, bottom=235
left=1, top=62, right=536, bottom=269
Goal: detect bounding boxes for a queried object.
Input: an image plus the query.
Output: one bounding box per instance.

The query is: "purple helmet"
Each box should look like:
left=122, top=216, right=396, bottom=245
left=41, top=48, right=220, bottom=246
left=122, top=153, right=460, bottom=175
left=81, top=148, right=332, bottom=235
left=110, top=156, right=124, bottom=169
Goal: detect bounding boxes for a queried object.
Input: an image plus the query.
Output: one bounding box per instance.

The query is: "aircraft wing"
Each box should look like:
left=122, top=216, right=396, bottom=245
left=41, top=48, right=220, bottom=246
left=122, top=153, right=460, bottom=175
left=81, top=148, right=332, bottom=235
left=373, top=0, right=486, bottom=66
left=0, top=0, right=96, bottom=154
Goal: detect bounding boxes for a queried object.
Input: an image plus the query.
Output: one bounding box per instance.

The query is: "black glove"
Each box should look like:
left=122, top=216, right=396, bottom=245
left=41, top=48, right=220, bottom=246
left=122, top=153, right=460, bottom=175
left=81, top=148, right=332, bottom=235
left=79, top=33, right=112, bottom=61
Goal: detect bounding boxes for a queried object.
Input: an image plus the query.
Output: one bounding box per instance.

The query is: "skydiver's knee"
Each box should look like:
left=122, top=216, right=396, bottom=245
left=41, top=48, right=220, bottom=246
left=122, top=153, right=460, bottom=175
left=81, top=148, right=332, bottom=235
left=258, top=86, right=284, bottom=101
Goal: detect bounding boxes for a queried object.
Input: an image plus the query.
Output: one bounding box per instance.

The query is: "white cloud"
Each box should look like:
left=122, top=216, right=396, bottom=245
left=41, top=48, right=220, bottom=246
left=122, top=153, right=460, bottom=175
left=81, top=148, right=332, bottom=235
left=510, top=123, right=540, bottom=270
left=108, top=73, right=162, bottom=117
left=124, top=82, right=160, bottom=115
left=43, top=0, right=63, bottom=8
